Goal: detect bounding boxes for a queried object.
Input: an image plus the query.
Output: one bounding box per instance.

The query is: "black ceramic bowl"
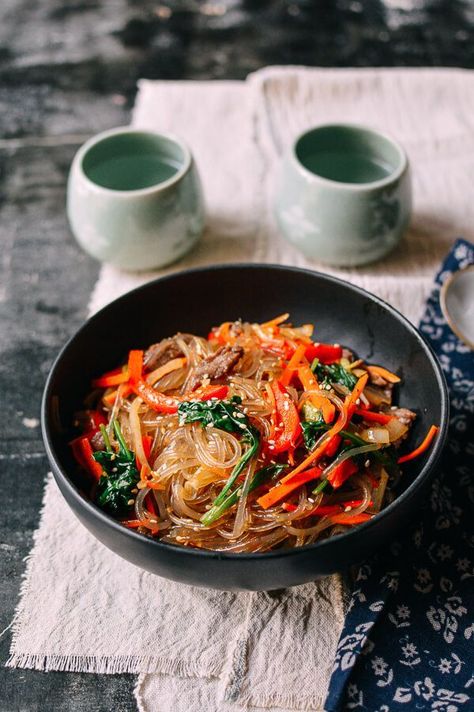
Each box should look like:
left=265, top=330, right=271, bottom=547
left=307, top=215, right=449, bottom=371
left=42, top=265, right=448, bottom=590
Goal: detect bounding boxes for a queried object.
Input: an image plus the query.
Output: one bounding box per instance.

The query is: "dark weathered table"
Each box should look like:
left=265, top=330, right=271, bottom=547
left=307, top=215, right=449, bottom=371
left=1, top=2, right=472, bottom=709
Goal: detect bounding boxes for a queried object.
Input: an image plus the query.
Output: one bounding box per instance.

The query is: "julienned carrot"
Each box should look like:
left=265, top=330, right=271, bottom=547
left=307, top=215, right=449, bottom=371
left=279, top=343, right=307, bottom=386
left=366, top=365, right=401, bottom=384
left=146, top=356, right=187, bottom=385
left=103, top=384, right=133, bottom=406
left=121, top=519, right=143, bottom=529
left=261, top=313, right=290, bottom=329
left=353, top=408, right=393, bottom=425
left=329, top=512, right=373, bottom=525
left=257, top=373, right=368, bottom=510
left=282, top=499, right=369, bottom=516
left=256, top=466, right=323, bottom=509
left=346, top=373, right=369, bottom=415
left=128, top=349, right=144, bottom=384
left=298, top=364, right=335, bottom=423
left=92, top=368, right=129, bottom=388
left=398, top=425, right=439, bottom=464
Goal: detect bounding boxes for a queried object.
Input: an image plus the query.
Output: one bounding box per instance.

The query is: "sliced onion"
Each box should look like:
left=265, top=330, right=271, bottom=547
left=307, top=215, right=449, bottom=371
left=360, top=427, right=390, bottom=445
left=385, top=417, right=408, bottom=442
left=364, top=385, right=391, bottom=406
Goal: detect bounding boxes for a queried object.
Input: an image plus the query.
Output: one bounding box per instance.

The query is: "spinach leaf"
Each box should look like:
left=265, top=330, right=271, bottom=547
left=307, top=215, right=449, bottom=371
left=311, top=360, right=358, bottom=390
left=94, top=421, right=139, bottom=517
left=201, top=463, right=287, bottom=526
left=178, top=395, right=260, bottom=509
left=301, top=420, right=327, bottom=451
left=178, top=395, right=247, bottom=433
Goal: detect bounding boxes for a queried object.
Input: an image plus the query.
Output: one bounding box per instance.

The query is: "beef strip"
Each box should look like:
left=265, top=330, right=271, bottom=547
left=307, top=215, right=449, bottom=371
left=391, top=407, right=417, bottom=426
left=144, top=334, right=193, bottom=371
left=90, top=430, right=106, bottom=452
left=188, top=345, right=244, bottom=391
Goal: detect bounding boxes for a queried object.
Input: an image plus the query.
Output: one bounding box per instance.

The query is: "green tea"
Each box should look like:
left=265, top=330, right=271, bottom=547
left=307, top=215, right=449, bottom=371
left=86, top=154, right=180, bottom=191
left=303, top=151, right=393, bottom=184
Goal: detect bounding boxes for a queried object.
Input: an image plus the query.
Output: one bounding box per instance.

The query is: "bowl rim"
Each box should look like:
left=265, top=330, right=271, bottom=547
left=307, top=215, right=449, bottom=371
left=41, top=263, right=449, bottom=561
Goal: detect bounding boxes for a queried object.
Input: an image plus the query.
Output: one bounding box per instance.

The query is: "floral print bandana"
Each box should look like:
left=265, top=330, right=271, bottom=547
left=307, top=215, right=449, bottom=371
left=325, top=240, right=474, bottom=712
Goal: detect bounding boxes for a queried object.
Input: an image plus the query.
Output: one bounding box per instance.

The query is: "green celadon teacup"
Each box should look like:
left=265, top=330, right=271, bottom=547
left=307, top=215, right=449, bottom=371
left=274, top=124, right=411, bottom=267
left=67, top=127, right=204, bottom=271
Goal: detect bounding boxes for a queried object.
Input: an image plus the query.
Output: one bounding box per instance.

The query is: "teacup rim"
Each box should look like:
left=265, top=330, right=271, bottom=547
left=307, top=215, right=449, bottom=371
left=290, top=122, right=408, bottom=190
left=73, top=126, right=193, bottom=196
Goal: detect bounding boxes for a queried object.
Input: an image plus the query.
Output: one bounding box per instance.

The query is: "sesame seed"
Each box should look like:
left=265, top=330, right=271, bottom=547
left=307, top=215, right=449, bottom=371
left=127, top=499, right=135, bottom=506
left=356, top=398, right=361, bottom=405
left=131, top=488, right=138, bottom=494
left=149, top=519, right=158, bottom=524
left=110, top=454, right=116, bottom=461
left=344, top=506, right=352, bottom=512
left=112, top=467, right=118, bottom=473
left=364, top=459, right=370, bottom=468
left=308, top=498, right=314, bottom=503
left=238, top=423, right=246, bottom=429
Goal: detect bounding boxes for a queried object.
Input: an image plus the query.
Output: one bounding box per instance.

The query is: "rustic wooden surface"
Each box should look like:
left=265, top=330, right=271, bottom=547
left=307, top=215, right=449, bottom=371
left=1, top=1, right=472, bottom=710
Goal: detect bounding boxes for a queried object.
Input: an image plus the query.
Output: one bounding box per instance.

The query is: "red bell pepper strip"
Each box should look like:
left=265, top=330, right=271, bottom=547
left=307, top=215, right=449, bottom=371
left=325, top=433, right=342, bottom=458
left=128, top=349, right=144, bottom=384
left=257, top=466, right=323, bottom=509
left=133, top=381, right=229, bottom=414
left=70, top=437, right=103, bottom=481
left=326, top=457, right=358, bottom=489
left=304, top=343, right=343, bottom=364
left=353, top=408, right=393, bottom=425
left=268, top=380, right=302, bottom=454
left=329, top=512, right=373, bottom=525
left=145, top=491, right=158, bottom=517
left=282, top=498, right=369, bottom=516
left=136, top=434, right=153, bottom=470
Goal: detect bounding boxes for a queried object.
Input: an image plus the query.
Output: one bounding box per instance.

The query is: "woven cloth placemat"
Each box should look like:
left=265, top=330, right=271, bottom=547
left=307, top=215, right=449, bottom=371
left=7, top=67, right=474, bottom=712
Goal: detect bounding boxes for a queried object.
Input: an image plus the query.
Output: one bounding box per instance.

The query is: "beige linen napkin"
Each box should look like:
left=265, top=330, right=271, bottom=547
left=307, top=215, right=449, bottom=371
left=7, top=68, right=474, bottom=712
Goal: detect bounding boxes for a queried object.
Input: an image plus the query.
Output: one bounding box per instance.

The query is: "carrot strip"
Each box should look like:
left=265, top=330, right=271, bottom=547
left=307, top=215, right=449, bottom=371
left=398, top=425, right=439, bottom=464
left=298, top=364, right=335, bottom=423
left=261, top=313, right=290, bottom=329
left=354, top=408, right=393, bottom=425
left=367, top=365, right=401, bottom=384
left=121, top=519, right=143, bottom=529
left=346, top=373, right=369, bottom=416
left=279, top=343, right=307, bottom=386
left=103, top=384, right=132, bottom=406
left=257, top=466, right=323, bottom=509
left=128, top=349, right=144, bottom=384
left=92, top=369, right=129, bottom=388
left=146, top=356, right=186, bottom=385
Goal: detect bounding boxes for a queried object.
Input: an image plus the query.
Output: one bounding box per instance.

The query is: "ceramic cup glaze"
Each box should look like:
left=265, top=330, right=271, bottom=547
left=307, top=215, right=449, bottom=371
left=274, top=124, right=411, bottom=267
left=67, top=127, right=204, bottom=271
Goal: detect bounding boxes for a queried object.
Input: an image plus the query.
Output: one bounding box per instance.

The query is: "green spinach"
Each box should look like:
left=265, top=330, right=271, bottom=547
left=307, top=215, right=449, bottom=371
left=311, top=360, right=358, bottom=391
left=94, top=421, right=139, bottom=516
left=201, top=463, right=287, bottom=526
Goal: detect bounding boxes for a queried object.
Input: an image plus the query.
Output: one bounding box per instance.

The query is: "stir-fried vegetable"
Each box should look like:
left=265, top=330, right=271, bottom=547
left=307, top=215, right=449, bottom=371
left=178, top=396, right=260, bottom=511
left=94, top=421, right=140, bottom=516
left=201, top=464, right=287, bottom=526
left=72, top=313, right=439, bottom=552
left=312, top=360, right=358, bottom=390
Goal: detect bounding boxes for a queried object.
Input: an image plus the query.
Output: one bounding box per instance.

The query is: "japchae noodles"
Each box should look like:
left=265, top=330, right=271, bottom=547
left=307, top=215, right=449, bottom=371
left=71, top=314, right=438, bottom=552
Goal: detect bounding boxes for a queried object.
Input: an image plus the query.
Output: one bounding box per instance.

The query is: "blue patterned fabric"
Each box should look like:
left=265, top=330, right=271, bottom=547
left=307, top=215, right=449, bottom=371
left=325, top=240, right=474, bottom=712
